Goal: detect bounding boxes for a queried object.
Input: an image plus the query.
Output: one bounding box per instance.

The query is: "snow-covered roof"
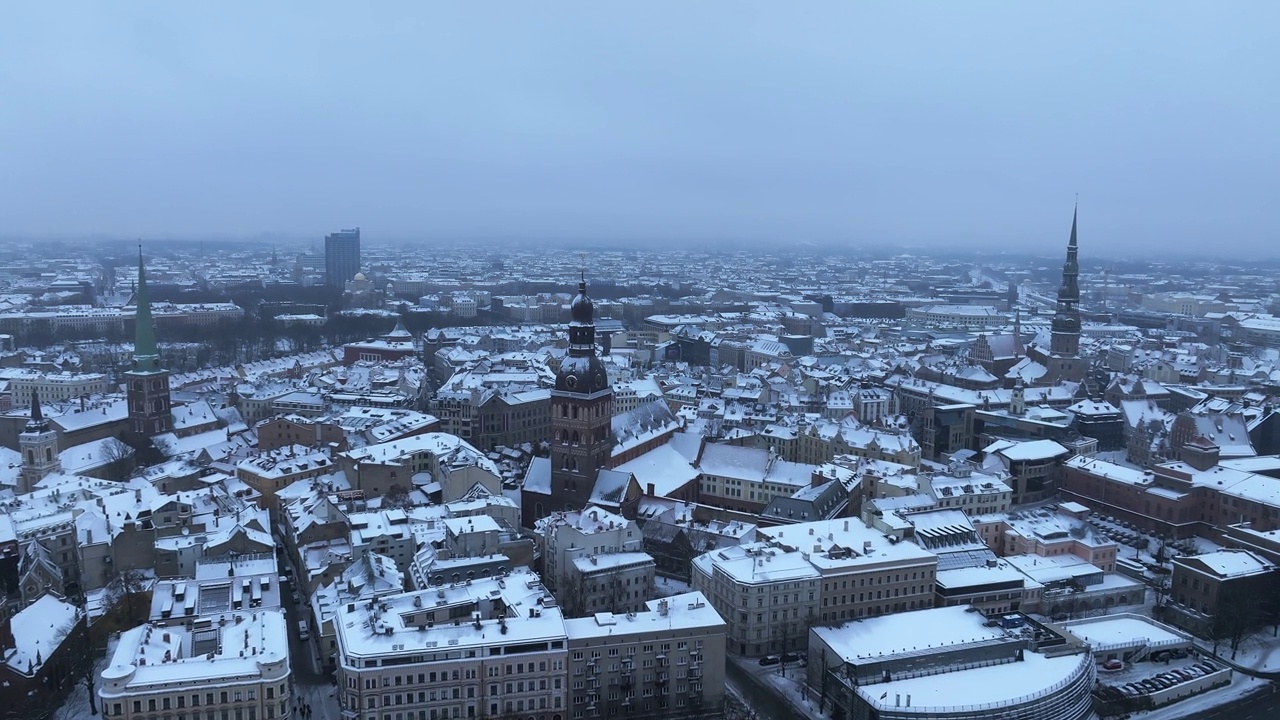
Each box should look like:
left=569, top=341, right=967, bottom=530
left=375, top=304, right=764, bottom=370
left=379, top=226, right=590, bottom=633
left=614, top=444, right=698, bottom=498
left=1177, top=548, right=1274, bottom=579
left=814, top=605, right=1004, bottom=662
left=855, top=649, right=1089, bottom=712
left=5, top=594, right=80, bottom=677
left=1061, top=613, right=1189, bottom=649
left=563, top=592, right=724, bottom=639
left=100, top=609, right=288, bottom=690
left=990, top=439, right=1070, bottom=462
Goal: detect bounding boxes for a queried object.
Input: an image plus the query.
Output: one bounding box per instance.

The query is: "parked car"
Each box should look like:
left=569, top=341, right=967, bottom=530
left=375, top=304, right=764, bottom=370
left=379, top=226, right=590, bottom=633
left=758, top=655, right=781, bottom=666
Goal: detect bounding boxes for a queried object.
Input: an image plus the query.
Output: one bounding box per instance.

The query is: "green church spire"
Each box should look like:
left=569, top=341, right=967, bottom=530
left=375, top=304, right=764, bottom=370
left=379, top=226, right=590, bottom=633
left=133, top=243, right=162, bottom=372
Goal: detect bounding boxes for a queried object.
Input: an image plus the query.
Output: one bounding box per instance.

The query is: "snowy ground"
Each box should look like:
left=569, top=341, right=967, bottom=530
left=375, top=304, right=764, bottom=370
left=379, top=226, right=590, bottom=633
left=53, top=635, right=119, bottom=720
left=761, top=665, right=829, bottom=720
left=1213, top=632, right=1280, bottom=673
left=652, top=575, right=695, bottom=597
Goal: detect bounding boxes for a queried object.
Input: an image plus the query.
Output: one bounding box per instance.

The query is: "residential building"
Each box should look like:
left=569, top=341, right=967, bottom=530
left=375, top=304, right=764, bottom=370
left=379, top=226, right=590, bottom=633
left=563, top=592, right=727, bottom=720
left=537, top=507, right=643, bottom=598
left=692, top=518, right=937, bottom=656
left=98, top=610, right=292, bottom=720
left=333, top=570, right=569, bottom=720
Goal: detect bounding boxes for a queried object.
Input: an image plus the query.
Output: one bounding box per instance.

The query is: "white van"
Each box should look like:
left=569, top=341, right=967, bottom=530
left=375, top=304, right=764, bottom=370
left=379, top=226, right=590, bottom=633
left=298, top=620, right=310, bottom=641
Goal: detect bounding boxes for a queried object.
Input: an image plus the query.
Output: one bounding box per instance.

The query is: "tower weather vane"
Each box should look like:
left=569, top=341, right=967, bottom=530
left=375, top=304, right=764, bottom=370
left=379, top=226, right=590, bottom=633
left=579, top=252, right=586, bottom=282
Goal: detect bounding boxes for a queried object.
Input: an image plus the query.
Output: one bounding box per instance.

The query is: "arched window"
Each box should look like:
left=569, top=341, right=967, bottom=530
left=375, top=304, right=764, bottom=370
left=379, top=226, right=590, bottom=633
left=44, top=448, right=52, bottom=462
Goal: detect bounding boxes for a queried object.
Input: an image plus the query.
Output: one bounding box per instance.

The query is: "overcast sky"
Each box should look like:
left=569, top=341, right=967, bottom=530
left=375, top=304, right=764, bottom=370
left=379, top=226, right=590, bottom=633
left=1, top=2, right=1276, bottom=257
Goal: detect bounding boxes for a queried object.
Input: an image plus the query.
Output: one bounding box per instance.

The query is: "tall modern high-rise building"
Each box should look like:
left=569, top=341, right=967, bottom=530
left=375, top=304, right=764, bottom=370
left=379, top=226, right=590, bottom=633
left=324, top=227, right=361, bottom=288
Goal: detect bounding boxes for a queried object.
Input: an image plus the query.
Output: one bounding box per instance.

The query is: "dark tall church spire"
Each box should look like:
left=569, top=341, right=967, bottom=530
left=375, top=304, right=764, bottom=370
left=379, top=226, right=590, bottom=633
left=26, top=389, right=48, bottom=432
left=567, top=275, right=596, bottom=357
left=1050, top=203, right=1082, bottom=357
left=133, top=244, right=162, bottom=373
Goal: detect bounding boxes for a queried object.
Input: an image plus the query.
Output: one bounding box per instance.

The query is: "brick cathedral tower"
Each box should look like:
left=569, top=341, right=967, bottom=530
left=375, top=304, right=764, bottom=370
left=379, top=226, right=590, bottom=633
left=548, top=272, right=613, bottom=513
left=126, top=245, right=172, bottom=436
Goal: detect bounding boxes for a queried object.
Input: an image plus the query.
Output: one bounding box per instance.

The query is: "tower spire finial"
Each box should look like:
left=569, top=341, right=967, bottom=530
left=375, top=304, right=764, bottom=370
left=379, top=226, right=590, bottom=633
left=132, top=241, right=161, bottom=371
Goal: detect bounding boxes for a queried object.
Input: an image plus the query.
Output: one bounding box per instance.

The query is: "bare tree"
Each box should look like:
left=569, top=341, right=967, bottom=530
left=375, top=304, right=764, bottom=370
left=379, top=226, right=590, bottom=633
left=54, top=618, right=103, bottom=716
left=1210, top=584, right=1268, bottom=659
left=104, top=568, right=151, bottom=627
left=99, top=437, right=135, bottom=482
left=382, top=483, right=414, bottom=510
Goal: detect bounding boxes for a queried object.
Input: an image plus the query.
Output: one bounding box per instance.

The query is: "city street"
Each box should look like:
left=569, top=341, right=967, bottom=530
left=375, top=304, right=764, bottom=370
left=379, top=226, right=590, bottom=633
left=725, top=657, right=811, bottom=720
left=277, top=546, right=342, bottom=720
left=1184, top=683, right=1280, bottom=720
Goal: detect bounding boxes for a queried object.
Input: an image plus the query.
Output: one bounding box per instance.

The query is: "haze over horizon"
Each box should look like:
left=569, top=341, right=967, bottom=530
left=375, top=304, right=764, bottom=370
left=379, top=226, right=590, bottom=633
left=2, top=2, right=1277, bottom=258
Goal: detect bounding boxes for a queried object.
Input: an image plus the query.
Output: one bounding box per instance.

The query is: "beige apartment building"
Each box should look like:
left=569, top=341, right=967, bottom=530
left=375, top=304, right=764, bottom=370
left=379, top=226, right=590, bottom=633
left=692, top=518, right=938, bottom=656
left=334, top=570, right=570, bottom=720
left=98, top=610, right=293, bottom=720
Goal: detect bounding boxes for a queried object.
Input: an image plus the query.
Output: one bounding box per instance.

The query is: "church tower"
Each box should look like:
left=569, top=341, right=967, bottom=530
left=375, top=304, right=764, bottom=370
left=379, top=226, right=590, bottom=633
left=126, top=245, right=172, bottom=436
left=549, top=272, right=613, bottom=513
left=1050, top=204, right=1082, bottom=358
left=19, top=390, right=61, bottom=493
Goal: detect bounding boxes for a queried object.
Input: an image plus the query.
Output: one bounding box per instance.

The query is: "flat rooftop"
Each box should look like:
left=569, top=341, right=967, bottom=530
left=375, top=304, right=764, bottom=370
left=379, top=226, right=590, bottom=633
left=814, top=606, right=1005, bottom=662
left=1061, top=614, right=1189, bottom=649
left=855, top=650, right=1088, bottom=712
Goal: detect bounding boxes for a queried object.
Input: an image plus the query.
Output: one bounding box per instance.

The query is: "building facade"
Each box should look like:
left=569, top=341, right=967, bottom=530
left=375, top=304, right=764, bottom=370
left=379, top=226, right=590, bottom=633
left=563, top=593, right=727, bottom=720
left=325, top=228, right=362, bottom=288
left=98, top=610, right=293, bottom=720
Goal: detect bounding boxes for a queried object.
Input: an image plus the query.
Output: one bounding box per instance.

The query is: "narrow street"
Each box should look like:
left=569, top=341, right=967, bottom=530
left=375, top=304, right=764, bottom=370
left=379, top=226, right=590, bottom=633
left=277, top=546, right=342, bottom=720
left=725, top=658, right=810, bottom=720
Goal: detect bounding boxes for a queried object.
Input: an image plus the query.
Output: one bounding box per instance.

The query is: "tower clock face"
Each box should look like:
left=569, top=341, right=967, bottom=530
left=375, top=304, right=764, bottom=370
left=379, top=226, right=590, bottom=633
left=595, top=371, right=607, bottom=390
left=565, top=375, right=577, bottom=389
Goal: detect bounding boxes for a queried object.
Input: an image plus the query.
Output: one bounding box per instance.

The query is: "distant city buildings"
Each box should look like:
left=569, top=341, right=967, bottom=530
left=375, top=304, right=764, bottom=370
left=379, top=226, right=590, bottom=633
left=1, top=205, right=1280, bottom=720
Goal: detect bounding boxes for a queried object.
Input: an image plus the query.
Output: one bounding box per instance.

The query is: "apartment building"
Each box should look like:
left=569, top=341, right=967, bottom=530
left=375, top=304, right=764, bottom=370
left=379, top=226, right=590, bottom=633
left=696, top=444, right=817, bottom=515
left=8, top=371, right=110, bottom=408
left=692, top=518, right=938, bottom=656
left=562, top=552, right=656, bottom=618
left=339, top=432, right=502, bottom=501
left=99, top=610, right=292, bottom=720
left=236, top=445, right=336, bottom=509
left=563, top=592, right=727, bottom=720
left=334, top=570, right=569, bottom=720
left=536, top=507, right=643, bottom=598
left=348, top=509, right=415, bottom=574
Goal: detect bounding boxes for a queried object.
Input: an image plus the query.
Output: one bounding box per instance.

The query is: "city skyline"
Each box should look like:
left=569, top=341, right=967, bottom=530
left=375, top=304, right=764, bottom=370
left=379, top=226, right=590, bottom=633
left=2, top=2, right=1278, bottom=256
